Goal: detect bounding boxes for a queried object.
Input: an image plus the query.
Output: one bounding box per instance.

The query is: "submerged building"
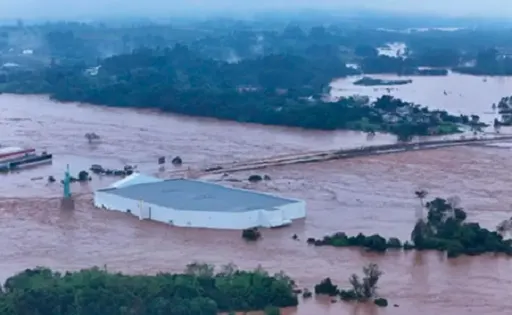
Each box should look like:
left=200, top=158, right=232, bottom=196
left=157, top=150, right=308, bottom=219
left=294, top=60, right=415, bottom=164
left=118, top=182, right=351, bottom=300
left=94, top=173, right=306, bottom=229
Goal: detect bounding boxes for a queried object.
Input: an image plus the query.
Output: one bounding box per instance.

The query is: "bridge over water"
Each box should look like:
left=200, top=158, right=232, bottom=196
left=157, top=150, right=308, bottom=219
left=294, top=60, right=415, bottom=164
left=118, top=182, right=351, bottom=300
left=162, top=135, right=512, bottom=179
left=184, top=135, right=512, bottom=176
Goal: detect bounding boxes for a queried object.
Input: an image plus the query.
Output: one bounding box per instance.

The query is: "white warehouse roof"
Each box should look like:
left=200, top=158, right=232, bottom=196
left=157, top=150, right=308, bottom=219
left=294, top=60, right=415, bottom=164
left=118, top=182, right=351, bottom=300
left=95, top=175, right=306, bottom=229
left=100, top=178, right=299, bottom=213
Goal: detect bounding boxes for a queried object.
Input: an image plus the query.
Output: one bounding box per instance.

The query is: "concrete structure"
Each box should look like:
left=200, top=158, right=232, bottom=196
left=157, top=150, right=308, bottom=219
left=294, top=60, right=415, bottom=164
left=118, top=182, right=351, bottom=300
left=94, top=173, right=306, bottom=229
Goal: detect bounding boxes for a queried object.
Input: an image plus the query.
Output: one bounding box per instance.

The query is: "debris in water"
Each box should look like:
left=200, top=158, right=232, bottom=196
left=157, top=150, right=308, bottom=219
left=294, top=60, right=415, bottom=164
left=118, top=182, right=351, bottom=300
left=78, top=170, right=91, bottom=182
left=242, top=228, right=261, bottom=241
left=85, top=132, right=100, bottom=143
left=172, top=156, right=182, bottom=165
left=248, top=174, right=263, bottom=182
left=89, top=164, right=133, bottom=177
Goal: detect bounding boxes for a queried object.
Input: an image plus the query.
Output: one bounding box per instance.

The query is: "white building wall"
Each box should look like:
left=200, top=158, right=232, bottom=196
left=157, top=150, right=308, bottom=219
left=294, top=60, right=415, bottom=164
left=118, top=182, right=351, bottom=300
left=94, top=190, right=142, bottom=216
left=94, top=190, right=307, bottom=230
left=280, top=200, right=307, bottom=220
left=150, top=204, right=263, bottom=229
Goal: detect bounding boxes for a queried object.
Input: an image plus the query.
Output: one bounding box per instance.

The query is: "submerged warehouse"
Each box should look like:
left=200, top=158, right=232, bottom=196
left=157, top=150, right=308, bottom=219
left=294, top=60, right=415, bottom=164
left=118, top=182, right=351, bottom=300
left=94, top=173, right=306, bottom=229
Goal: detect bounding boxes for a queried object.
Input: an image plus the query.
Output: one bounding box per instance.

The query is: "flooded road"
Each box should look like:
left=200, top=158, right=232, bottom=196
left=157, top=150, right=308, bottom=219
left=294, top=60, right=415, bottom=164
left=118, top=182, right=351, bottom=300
left=1, top=92, right=512, bottom=314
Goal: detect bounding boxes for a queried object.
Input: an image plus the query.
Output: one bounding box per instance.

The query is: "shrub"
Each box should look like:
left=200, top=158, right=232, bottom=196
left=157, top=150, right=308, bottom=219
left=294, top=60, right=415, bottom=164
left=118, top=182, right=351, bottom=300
left=242, top=228, right=261, bottom=241
left=314, top=278, right=338, bottom=296
left=374, top=297, right=388, bottom=307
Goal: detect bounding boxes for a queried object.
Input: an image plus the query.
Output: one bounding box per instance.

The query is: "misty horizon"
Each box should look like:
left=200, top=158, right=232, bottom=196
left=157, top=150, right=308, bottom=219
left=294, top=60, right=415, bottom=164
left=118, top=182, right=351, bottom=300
left=1, top=0, right=512, bottom=21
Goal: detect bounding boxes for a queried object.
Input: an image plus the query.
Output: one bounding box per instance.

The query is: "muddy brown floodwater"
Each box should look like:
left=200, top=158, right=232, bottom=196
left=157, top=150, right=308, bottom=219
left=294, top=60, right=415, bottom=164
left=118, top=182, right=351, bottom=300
left=1, top=94, right=512, bottom=315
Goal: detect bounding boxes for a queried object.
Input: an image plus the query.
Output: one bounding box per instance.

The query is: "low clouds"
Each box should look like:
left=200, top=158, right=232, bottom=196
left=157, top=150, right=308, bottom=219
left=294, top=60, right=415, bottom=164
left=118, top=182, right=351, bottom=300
left=0, top=0, right=510, bottom=20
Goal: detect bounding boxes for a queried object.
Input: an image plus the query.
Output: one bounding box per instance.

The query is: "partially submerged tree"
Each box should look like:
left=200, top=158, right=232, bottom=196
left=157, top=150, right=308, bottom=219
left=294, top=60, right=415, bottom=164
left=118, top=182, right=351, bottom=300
left=311, top=196, right=512, bottom=258
left=314, top=278, right=338, bottom=296
left=497, top=218, right=512, bottom=234
left=314, top=263, right=386, bottom=305
left=242, top=228, right=261, bottom=241
left=343, top=263, right=383, bottom=300
left=77, top=170, right=90, bottom=181
left=415, top=189, right=428, bottom=219
left=85, top=132, right=100, bottom=143
left=415, top=189, right=428, bottom=207
left=185, top=262, right=215, bottom=277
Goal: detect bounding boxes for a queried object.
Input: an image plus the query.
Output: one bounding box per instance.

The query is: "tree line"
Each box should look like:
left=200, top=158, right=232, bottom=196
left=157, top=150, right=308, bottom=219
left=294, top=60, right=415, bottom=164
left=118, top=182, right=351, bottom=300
left=308, top=195, right=512, bottom=258
left=0, top=261, right=392, bottom=315
left=0, top=46, right=469, bottom=138
left=2, top=19, right=512, bottom=75
left=0, top=263, right=297, bottom=315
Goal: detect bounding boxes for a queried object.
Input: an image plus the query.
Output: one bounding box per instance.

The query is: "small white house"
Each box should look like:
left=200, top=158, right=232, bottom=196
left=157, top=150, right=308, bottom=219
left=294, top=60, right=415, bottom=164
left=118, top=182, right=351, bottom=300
left=94, top=174, right=306, bottom=230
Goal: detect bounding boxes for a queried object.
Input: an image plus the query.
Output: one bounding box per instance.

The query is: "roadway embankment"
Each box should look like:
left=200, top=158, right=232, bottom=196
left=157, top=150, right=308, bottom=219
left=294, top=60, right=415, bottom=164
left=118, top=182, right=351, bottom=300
left=198, top=135, right=512, bottom=175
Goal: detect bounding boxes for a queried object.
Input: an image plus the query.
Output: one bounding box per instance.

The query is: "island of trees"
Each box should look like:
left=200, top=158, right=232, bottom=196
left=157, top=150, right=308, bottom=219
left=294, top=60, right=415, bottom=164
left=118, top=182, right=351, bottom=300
left=308, top=195, right=512, bottom=258
left=353, top=77, right=412, bottom=86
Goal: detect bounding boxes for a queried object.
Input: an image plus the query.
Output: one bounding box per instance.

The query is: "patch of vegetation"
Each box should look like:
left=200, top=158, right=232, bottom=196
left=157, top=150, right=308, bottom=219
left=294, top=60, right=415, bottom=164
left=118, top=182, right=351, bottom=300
left=309, top=195, right=512, bottom=258
left=374, top=297, right=389, bottom=307
left=0, top=262, right=298, bottom=315
left=314, top=263, right=387, bottom=306
left=264, top=306, right=282, bottom=315
left=353, top=76, right=412, bottom=86
left=307, top=232, right=414, bottom=252
left=242, top=227, right=262, bottom=241
left=0, top=46, right=469, bottom=138
left=412, top=197, right=512, bottom=258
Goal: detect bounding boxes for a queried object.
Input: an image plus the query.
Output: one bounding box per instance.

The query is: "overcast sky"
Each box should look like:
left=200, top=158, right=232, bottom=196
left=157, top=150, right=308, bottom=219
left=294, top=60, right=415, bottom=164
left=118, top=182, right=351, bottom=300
left=0, top=0, right=511, bottom=20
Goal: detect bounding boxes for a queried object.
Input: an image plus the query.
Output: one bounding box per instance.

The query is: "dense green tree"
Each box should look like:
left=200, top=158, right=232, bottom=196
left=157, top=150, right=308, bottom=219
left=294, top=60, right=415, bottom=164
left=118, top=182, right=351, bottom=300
left=0, top=264, right=298, bottom=315
left=316, top=263, right=386, bottom=304
left=0, top=46, right=467, bottom=138
left=310, top=196, right=512, bottom=258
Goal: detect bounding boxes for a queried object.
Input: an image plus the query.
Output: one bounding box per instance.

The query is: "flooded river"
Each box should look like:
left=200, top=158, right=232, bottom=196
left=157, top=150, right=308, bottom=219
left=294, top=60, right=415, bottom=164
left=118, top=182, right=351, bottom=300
left=1, top=79, right=512, bottom=315
left=331, top=72, right=512, bottom=125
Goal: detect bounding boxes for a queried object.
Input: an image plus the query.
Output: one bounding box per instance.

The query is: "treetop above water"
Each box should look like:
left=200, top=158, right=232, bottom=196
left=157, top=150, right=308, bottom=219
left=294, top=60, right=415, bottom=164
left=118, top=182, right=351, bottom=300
left=0, top=263, right=298, bottom=315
